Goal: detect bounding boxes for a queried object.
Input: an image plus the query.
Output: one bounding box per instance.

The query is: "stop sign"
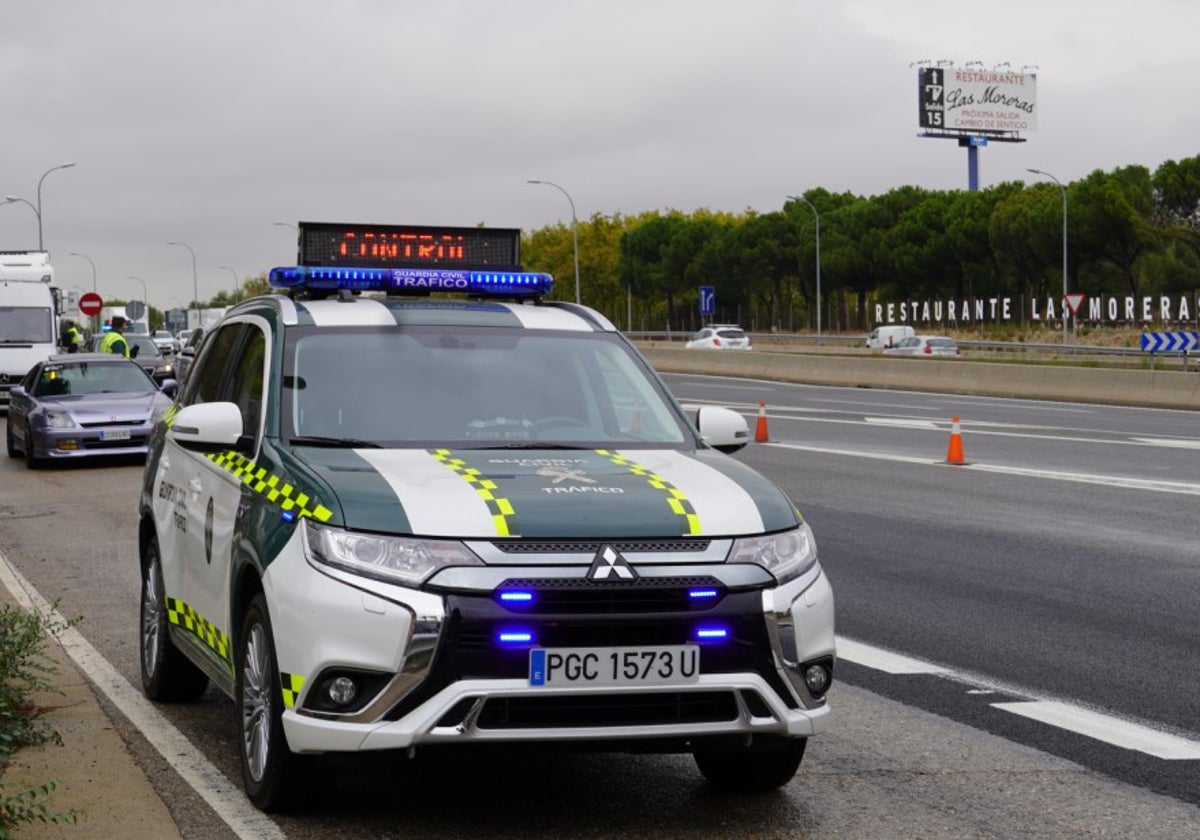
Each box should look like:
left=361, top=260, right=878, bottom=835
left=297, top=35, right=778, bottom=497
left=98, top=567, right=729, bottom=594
left=79, top=292, right=103, bottom=316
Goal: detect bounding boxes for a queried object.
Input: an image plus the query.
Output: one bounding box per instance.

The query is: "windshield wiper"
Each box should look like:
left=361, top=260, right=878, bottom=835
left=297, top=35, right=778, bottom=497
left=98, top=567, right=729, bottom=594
left=466, top=442, right=596, bottom=450
left=290, top=435, right=383, bottom=449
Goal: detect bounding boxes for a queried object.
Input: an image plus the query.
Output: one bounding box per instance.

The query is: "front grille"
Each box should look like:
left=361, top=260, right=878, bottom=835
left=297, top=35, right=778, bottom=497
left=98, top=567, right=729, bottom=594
left=475, top=691, right=739, bottom=729
left=80, top=420, right=140, bottom=428
left=495, top=539, right=710, bottom=555
left=496, top=577, right=724, bottom=614
left=82, top=435, right=148, bottom=450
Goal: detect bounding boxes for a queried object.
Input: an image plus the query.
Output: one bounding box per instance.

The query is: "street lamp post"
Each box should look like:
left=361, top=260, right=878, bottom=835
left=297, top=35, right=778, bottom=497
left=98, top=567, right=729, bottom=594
left=2, top=196, right=40, bottom=229
left=526, top=179, right=581, bottom=304
left=788, top=195, right=822, bottom=334
left=219, top=266, right=240, bottom=300
left=129, top=275, right=149, bottom=320
left=166, top=241, right=199, bottom=330
left=68, top=252, right=97, bottom=332
left=35, top=162, right=76, bottom=251
left=1027, top=168, right=1069, bottom=343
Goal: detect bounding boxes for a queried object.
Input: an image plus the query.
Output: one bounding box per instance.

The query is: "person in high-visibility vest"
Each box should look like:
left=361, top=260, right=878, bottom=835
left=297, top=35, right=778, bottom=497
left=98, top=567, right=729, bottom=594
left=99, top=316, right=130, bottom=358
left=65, top=321, right=83, bottom=353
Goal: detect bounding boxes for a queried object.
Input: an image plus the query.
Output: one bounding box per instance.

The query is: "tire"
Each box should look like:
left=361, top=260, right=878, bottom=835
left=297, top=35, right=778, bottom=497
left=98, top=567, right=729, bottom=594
left=694, top=738, right=807, bottom=791
left=237, top=594, right=311, bottom=812
left=23, top=433, right=40, bottom=469
left=140, top=540, right=209, bottom=702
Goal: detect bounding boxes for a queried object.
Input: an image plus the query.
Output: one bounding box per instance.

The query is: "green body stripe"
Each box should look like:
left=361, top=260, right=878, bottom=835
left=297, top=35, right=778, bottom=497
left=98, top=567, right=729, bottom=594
left=595, top=449, right=702, bottom=535
left=165, top=597, right=232, bottom=671
left=205, top=451, right=333, bottom=522
left=431, top=449, right=519, bottom=537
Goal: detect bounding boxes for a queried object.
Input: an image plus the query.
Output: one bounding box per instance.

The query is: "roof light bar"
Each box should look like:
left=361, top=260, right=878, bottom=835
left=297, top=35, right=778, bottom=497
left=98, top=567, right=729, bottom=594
left=269, top=266, right=553, bottom=297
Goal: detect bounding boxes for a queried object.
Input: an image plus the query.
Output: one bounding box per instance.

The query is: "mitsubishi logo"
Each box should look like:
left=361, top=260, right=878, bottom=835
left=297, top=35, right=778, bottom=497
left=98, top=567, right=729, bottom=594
left=588, top=545, right=637, bottom=581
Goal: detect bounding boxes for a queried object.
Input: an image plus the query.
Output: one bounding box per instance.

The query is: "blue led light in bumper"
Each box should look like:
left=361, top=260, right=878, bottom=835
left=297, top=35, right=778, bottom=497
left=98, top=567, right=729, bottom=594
left=688, top=588, right=719, bottom=600
left=498, top=590, right=535, bottom=604
left=497, top=629, right=535, bottom=647
left=694, top=626, right=729, bottom=642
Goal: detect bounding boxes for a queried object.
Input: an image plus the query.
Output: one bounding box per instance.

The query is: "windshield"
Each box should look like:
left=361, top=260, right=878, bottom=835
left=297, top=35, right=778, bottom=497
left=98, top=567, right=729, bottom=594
left=0, top=307, right=52, bottom=343
left=33, top=361, right=154, bottom=397
left=284, top=327, right=692, bottom=448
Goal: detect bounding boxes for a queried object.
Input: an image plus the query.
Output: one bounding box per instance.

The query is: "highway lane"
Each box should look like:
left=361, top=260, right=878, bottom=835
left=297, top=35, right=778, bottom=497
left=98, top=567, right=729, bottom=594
left=665, top=373, right=1200, bottom=803
left=2, top=400, right=1200, bottom=836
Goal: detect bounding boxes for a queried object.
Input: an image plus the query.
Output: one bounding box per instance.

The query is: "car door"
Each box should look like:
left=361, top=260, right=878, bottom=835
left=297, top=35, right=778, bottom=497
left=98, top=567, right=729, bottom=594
left=154, top=322, right=256, bottom=671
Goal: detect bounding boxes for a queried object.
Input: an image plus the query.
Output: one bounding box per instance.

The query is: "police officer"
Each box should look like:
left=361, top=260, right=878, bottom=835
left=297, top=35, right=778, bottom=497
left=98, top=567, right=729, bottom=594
left=99, top=316, right=131, bottom=358
left=65, top=321, right=83, bottom=353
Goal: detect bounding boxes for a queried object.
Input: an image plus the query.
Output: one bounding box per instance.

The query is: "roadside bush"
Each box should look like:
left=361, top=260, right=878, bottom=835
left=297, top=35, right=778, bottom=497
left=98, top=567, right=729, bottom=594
left=0, top=603, right=79, bottom=836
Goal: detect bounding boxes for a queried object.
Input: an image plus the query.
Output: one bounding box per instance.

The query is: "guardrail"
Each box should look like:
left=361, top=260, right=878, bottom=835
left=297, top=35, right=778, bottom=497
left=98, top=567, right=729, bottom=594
left=628, top=331, right=1194, bottom=368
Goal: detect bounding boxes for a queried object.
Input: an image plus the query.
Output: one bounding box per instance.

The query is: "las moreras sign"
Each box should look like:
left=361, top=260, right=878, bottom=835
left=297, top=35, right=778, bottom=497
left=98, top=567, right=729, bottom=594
left=874, top=293, right=1200, bottom=327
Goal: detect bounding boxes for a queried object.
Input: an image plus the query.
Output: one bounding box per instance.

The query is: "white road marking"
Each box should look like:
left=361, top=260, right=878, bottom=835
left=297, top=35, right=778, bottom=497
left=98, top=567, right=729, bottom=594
left=835, top=637, right=950, bottom=674
left=991, top=701, right=1200, bottom=760
left=767, top=442, right=1200, bottom=496
left=0, top=553, right=284, bottom=840
left=837, top=635, right=1200, bottom=760
left=1130, top=437, right=1200, bottom=449
left=864, top=417, right=941, bottom=429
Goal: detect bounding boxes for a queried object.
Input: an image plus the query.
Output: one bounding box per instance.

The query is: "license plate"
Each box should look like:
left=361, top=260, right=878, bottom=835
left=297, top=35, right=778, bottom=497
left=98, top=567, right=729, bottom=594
left=100, top=429, right=131, bottom=441
left=529, top=645, right=699, bottom=687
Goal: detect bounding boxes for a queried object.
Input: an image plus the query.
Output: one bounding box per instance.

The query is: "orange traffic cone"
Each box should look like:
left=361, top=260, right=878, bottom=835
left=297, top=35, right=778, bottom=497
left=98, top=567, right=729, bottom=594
left=754, top=401, right=770, bottom=443
left=945, top=416, right=967, bottom=465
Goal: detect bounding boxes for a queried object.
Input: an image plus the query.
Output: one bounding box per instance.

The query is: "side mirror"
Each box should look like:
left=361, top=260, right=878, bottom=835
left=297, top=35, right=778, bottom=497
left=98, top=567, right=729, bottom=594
left=9, top=385, right=26, bottom=399
left=696, top=406, right=750, bottom=454
left=181, top=346, right=195, bottom=358
left=159, top=379, right=180, bottom=399
left=167, top=402, right=243, bottom=452
left=130, top=343, right=140, bottom=358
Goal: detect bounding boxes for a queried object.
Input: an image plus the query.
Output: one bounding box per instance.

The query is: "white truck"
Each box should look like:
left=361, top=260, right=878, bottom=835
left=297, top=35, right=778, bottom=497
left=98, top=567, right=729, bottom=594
left=0, top=251, right=61, bottom=411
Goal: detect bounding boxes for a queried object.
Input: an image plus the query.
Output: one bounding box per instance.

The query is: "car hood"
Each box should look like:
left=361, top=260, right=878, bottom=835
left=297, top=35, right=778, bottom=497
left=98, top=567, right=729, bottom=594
left=290, top=446, right=799, bottom=539
left=40, top=392, right=165, bottom=423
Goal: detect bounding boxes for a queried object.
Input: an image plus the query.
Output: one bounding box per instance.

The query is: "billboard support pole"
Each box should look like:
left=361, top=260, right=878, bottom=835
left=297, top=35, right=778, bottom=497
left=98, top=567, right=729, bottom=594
left=968, top=145, right=980, bottom=191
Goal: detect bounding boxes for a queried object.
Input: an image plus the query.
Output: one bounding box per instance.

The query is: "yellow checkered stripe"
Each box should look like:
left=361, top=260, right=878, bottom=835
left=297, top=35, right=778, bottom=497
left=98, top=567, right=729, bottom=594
left=596, top=449, right=702, bottom=535
left=165, top=597, right=232, bottom=670
left=431, top=449, right=519, bottom=537
left=161, top=404, right=179, bottom=429
left=281, top=672, right=305, bottom=708
left=206, top=451, right=333, bottom=522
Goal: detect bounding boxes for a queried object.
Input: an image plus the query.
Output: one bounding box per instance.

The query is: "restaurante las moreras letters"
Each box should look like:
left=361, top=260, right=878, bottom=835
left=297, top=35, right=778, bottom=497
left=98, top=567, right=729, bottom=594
left=874, top=293, right=1200, bottom=327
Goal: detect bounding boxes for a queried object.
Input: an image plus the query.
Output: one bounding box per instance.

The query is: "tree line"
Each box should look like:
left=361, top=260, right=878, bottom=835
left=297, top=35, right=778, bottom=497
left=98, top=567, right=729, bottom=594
left=520, top=154, right=1200, bottom=333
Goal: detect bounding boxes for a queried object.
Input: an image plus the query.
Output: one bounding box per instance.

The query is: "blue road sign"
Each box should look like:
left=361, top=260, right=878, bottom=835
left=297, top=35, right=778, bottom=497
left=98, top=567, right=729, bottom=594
left=1140, top=331, right=1199, bottom=352
left=699, top=285, right=715, bottom=316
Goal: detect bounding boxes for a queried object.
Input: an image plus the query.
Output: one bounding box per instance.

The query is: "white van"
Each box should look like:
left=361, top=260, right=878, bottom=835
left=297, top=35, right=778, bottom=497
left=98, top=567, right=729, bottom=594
left=0, top=251, right=60, bottom=410
left=866, top=325, right=915, bottom=350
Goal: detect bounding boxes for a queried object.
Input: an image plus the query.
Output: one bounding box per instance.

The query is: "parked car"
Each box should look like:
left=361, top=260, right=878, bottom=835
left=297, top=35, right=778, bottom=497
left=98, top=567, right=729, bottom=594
left=866, top=325, right=915, bottom=349
left=5, top=354, right=176, bottom=467
left=173, top=327, right=206, bottom=382
left=686, top=324, right=753, bottom=350
left=152, top=330, right=178, bottom=354
left=88, top=334, right=179, bottom=384
left=883, top=335, right=960, bottom=357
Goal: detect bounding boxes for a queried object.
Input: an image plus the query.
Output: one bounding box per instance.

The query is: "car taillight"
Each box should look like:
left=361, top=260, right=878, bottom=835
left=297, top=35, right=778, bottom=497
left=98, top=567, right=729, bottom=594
left=923, top=345, right=931, bottom=354
left=713, top=338, right=721, bottom=346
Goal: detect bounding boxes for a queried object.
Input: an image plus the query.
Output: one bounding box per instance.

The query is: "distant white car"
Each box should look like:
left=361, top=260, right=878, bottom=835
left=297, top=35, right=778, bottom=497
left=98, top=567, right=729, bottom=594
left=883, top=335, right=960, bottom=357
left=866, top=325, right=915, bottom=349
left=151, top=330, right=177, bottom=354
left=686, top=325, right=753, bottom=350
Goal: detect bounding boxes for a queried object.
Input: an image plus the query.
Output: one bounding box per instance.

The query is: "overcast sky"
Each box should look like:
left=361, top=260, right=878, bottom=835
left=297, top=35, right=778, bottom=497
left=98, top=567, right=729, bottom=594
left=3, top=0, right=1197, bottom=310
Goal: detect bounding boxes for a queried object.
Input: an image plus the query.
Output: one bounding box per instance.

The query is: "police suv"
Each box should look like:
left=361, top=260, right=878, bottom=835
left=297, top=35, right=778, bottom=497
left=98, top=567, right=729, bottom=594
left=138, top=222, right=835, bottom=811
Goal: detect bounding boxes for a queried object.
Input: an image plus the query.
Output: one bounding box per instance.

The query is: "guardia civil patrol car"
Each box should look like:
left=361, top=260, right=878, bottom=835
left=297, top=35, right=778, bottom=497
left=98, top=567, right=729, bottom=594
left=138, top=222, right=835, bottom=811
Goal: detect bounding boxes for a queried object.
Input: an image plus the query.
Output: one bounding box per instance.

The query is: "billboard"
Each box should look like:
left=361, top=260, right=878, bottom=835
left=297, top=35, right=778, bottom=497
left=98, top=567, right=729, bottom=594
left=918, top=66, right=1037, bottom=134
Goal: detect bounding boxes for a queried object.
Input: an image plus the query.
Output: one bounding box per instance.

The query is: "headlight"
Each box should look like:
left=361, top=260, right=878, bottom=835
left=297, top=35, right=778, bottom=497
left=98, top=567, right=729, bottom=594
left=728, top=524, right=817, bottom=585
left=44, top=410, right=75, bottom=429
left=303, top=521, right=482, bottom=587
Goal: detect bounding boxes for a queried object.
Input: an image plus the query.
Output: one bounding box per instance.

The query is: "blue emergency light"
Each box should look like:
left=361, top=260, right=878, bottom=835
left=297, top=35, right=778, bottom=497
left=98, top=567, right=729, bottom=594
left=269, top=266, right=554, bottom=298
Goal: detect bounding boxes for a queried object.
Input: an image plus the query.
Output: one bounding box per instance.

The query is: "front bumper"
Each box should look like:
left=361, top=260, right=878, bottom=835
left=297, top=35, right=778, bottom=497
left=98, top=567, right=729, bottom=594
left=29, top=423, right=154, bottom=459
left=264, top=533, right=835, bottom=755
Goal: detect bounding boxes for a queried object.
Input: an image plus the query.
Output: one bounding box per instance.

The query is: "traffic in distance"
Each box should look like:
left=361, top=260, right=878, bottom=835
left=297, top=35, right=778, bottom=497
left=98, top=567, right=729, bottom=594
left=131, top=222, right=835, bottom=811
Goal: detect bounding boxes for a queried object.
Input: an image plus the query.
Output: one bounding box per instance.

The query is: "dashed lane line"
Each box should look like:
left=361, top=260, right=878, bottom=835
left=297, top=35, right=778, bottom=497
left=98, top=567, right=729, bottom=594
left=837, top=635, right=1200, bottom=761
left=0, top=552, right=285, bottom=840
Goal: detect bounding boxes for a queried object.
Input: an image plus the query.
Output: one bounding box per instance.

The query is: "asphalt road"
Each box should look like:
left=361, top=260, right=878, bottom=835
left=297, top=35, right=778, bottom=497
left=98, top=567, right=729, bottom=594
left=2, top=381, right=1199, bottom=838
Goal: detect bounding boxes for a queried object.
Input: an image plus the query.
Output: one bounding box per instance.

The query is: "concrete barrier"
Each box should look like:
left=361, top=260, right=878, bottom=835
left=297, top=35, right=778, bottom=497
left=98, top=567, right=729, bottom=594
left=637, top=345, right=1200, bottom=411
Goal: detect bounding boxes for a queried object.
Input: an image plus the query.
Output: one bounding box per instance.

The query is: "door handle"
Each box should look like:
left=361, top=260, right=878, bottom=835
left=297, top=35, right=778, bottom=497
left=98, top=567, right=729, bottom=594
left=188, top=477, right=203, bottom=496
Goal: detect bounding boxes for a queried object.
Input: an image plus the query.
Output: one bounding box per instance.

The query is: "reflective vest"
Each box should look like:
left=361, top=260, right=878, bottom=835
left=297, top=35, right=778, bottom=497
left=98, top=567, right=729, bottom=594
left=99, top=331, right=130, bottom=358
